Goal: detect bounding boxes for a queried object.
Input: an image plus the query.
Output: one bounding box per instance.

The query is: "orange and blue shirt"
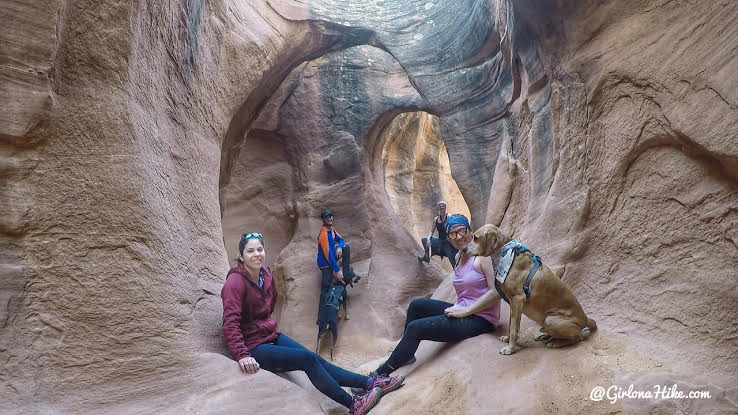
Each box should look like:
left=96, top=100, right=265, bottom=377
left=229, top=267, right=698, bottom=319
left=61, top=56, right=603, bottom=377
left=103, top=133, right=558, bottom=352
left=317, top=225, right=345, bottom=271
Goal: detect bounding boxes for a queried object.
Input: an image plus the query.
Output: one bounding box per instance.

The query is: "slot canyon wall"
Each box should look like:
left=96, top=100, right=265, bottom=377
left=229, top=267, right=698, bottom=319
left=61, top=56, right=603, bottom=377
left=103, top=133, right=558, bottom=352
left=1, top=0, right=736, bottom=414
left=380, top=111, right=471, bottom=252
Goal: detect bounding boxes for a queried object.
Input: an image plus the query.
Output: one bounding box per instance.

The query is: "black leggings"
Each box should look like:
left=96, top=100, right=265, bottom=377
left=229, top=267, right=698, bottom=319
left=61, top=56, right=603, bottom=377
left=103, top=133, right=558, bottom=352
left=421, top=237, right=459, bottom=269
left=378, top=298, right=494, bottom=375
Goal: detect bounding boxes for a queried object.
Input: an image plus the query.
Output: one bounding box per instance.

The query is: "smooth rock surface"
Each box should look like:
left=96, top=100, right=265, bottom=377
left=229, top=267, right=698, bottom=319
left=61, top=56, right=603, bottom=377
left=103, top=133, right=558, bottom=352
left=1, top=0, right=736, bottom=414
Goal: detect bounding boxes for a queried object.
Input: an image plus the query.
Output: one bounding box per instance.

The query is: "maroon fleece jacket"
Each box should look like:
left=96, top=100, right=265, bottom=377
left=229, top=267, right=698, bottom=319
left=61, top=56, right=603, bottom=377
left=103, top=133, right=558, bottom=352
left=221, top=264, right=279, bottom=361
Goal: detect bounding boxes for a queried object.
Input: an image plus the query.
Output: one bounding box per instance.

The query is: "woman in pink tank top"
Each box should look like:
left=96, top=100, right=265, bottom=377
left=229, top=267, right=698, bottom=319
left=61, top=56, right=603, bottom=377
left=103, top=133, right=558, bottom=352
left=372, top=214, right=501, bottom=378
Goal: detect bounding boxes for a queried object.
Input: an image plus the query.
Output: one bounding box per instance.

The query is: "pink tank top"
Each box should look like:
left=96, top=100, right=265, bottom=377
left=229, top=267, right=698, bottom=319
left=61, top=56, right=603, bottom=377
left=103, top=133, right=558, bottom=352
left=453, top=256, right=501, bottom=325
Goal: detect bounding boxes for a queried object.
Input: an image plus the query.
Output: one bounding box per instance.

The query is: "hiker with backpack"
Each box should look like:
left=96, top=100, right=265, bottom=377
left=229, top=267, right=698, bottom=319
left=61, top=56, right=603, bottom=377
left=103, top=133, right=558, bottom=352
left=221, top=232, right=404, bottom=415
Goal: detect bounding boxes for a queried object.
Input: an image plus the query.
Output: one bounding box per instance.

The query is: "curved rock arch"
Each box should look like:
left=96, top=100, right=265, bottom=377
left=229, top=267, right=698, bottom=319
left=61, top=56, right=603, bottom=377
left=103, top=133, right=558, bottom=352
left=1, top=0, right=736, bottom=413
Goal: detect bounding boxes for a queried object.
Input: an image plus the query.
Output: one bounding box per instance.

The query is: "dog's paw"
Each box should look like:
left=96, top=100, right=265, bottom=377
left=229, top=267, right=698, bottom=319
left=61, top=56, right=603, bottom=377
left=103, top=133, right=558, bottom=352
left=534, top=332, right=551, bottom=342
left=499, top=335, right=510, bottom=343
left=500, top=345, right=515, bottom=355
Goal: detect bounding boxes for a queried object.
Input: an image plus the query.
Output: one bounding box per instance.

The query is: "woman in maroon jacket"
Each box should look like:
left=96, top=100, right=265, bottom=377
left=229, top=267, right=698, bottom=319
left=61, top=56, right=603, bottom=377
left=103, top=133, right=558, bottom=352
left=221, top=232, right=404, bottom=415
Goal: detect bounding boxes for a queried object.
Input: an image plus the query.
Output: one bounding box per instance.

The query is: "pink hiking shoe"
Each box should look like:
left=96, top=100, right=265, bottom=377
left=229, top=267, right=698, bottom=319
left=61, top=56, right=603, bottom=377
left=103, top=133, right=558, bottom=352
left=369, top=374, right=405, bottom=397
left=350, top=387, right=381, bottom=415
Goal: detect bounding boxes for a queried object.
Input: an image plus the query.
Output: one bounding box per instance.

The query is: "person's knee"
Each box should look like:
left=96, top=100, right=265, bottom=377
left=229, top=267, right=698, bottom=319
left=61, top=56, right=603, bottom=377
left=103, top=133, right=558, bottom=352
left=404, top=320, right=424, bottom=338
left=295, top=350, right=322, bottom=370
left=407, top=298, right=429, bottom=315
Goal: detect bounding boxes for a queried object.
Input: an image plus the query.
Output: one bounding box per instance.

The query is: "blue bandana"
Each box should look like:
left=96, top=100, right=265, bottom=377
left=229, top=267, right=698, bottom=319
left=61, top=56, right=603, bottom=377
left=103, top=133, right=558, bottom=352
left=445, top=214, right=470, bottom=234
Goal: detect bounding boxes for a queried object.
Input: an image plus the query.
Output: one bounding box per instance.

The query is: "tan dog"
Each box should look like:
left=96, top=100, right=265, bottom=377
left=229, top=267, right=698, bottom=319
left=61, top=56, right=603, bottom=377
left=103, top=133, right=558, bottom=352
left=465, top=224, right=597, bottom=355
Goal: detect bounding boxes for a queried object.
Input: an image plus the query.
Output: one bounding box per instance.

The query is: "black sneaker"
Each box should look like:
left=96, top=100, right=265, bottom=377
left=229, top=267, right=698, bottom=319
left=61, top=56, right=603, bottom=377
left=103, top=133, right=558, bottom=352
left=375, top=355, right=417, bottom=377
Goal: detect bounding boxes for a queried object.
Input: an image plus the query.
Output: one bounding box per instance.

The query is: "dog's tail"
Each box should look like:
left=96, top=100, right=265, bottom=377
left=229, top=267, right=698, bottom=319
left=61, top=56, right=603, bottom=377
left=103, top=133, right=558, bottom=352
left=581, top=317, right=597, bottom=338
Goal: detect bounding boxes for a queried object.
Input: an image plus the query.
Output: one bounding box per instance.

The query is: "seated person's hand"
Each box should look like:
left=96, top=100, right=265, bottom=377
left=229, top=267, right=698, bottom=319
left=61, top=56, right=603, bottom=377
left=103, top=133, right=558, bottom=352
left=444, top=305, right=470, bottom=318
left=238, top=357, right=260, bottom=374
left=333, top=269, right=345, bottom=284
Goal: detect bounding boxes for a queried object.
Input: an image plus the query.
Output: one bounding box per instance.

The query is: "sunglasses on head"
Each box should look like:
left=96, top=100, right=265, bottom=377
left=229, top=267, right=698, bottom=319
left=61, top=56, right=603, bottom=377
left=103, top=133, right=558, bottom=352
left=241, top=232, right=263, bottom=240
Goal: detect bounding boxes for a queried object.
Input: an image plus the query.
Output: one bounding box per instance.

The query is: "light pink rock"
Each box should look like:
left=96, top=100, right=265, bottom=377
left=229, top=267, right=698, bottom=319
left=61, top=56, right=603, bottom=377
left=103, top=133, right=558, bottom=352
left=2, top=1, right=736, bottom=414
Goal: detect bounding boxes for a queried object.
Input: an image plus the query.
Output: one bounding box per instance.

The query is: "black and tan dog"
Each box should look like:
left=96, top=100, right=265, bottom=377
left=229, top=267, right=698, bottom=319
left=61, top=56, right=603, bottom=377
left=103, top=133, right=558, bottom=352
left=465, top=224, right=597, bottom=355
left=316, top=269, right=359, bottom=359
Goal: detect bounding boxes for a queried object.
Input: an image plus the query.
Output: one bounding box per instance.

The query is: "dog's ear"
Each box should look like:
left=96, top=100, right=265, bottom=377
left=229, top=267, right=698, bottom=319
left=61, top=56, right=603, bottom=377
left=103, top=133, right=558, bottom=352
left=477, top=225, right=496, bottom=256
left=490, top=227, right=501, bottom=252
left=488, top=225, right=505, bottom=253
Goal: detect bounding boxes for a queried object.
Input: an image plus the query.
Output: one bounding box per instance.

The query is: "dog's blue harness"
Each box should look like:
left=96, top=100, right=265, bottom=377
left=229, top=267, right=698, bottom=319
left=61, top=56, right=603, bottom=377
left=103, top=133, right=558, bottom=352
left=494, top=245, right=542, bottom=305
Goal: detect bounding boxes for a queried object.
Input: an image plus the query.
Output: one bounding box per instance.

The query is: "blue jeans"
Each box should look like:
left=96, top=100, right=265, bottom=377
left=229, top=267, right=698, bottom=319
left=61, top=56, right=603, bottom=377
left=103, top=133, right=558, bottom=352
left=378, top=298, right=494, bottom=375
left=318, top=243, right=352, bottom=316
left=250, top=333, right=368, bottom=408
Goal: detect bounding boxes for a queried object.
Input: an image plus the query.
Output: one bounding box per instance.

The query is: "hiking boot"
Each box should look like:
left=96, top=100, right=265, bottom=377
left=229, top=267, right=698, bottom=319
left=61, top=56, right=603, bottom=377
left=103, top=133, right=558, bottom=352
left=417, top=254, right=430, bottom=263
left=369, top=374, right=405, bottom=397
left=350, top=387, right=381, bottom=415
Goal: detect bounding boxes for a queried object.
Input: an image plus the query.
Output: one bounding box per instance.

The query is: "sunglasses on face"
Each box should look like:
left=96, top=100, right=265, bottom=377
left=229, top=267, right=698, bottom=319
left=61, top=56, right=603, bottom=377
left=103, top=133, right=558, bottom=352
left=447, top=227, right=469, bottom=240
left=241, top=232, right=263, bottom=240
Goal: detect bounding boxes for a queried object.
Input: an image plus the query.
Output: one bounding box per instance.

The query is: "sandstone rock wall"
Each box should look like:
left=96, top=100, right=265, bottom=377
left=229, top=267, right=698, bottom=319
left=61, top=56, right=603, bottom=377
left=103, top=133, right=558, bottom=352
left=1, top=0, right=376, bottom=413
left=507, top=0, right=738, bottom=381
left=1, top=0, right=736, bottom=414
left=380, top=111, right=471, bottom=253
